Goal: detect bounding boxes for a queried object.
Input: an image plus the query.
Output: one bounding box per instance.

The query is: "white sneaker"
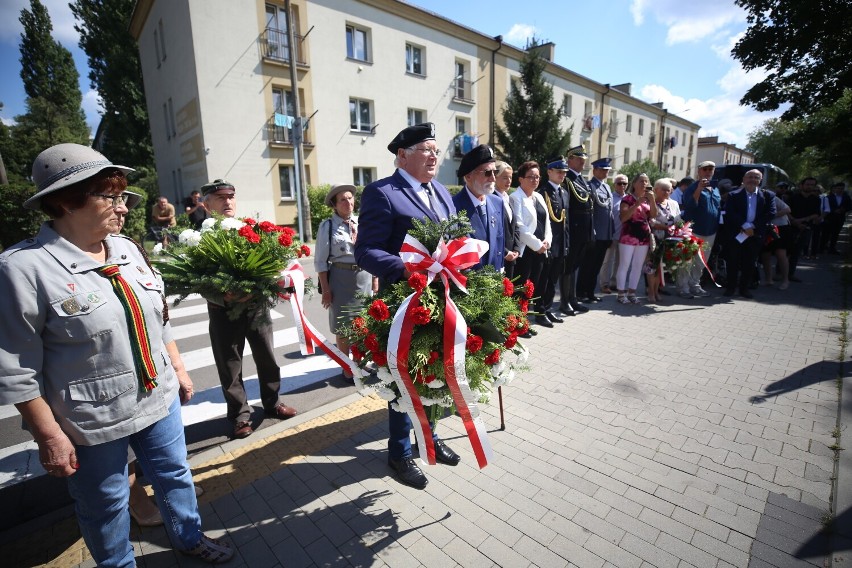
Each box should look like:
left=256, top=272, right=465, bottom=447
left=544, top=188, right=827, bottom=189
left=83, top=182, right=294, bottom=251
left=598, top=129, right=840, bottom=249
left=692, top=287, right=710, bottom=297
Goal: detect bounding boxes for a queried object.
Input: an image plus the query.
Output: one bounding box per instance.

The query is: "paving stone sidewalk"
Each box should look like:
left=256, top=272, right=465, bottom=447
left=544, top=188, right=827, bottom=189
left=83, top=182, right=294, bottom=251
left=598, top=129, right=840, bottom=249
left=2, top=258, right=849, bottom=568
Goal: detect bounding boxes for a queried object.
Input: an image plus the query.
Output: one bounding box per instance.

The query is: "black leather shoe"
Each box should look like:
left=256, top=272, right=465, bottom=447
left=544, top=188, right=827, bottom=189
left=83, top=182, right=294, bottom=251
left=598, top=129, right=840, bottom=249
left=536, top=315, right=553, bottom=328
left=433, top=440, right=461, bottom=466
left=586, top=295, right=602, bottom=303
left=571, top=302, right=589, bottom=313
left=388, top=457, right=428, bottom=489
left=740, top=290, right=754, bottom=299
left=527, top=327, right=538, bottom=336
left=558, top=304, right=576, bottom=316
left=545, top=311, right=564, bottom=323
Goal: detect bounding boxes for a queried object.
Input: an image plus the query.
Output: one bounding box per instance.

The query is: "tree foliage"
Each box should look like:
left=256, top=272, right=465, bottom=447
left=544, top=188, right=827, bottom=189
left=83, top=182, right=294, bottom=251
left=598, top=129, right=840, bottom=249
left=0, top=181, right=45, bottom=250
left=494, top=39, right=572, bottom=170
left=732, top=0, right=852, bottom=119
left=616, top=158, right=671, bottom=185
left=793, top=89, right=852, bottom=179
left=71, top=0, right=153, bottom=168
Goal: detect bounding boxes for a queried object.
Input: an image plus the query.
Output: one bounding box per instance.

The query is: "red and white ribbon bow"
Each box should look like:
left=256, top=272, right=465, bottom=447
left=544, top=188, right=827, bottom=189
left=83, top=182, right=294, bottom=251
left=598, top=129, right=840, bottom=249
left=387, top=235, right=494, bottom=468
left=277, top=260, right=364, bottom=389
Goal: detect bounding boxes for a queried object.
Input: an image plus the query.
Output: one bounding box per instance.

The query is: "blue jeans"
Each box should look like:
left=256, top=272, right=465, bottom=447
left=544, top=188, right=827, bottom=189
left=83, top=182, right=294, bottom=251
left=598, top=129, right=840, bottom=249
left=67, top=397, right=201, bottom=568
left=388, top=403, right=439, bottom=460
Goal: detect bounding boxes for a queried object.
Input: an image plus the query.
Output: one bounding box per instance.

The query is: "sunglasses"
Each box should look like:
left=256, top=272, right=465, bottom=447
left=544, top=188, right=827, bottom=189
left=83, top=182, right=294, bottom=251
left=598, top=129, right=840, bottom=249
left=615, top=181, right=628, bottom=186
left=479, top=169, right=497, bottom=177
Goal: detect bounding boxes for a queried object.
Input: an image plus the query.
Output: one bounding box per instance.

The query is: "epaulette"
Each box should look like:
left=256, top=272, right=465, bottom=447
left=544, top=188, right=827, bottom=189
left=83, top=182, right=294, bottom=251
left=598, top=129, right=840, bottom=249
left=0, top=236, right=41, bottom=261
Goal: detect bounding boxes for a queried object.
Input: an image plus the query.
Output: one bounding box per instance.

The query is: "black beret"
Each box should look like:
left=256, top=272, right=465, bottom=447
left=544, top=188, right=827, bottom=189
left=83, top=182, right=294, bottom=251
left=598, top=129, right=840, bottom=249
left=201, top=179, right=236, bottom=196
left=387, top=122, right=436, bottom=154
left=457, top=144, right=496, bottom=177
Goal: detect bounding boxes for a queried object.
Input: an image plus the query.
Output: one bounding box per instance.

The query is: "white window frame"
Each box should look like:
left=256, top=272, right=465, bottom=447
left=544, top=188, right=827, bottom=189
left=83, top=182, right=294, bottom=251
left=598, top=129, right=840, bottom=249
left=349, top=98, right=373, bottom=133
left=638, top=118, right=644, bottom=136
left=353, top=167, right=374, bottom=186
left=405, top=43, right=424, bottom=75
left=624, top=147, right=630, bottom=165
left=407, top=108, right=425, bottom=127
left=346, top=24, right=369, bottom=62
left=562, top=94, right=572, bottom=117
left=625, top=114, right=632, bottom=133
left=279, top=165, right=295, bottom=200
left=636, top=149, right=642, bottom=162
left=158, top=20, right=166, bottom=61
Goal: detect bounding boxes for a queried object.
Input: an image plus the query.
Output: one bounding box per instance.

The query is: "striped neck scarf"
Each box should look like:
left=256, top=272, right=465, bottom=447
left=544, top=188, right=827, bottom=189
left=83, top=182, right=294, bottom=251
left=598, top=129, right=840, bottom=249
left=97, top=264, right=159, bottom=391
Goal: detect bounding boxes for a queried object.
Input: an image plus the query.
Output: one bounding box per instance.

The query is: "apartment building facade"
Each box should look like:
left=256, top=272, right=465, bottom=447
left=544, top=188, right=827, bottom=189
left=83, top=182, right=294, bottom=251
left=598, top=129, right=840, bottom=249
left=696, top=136, right=755, bottom=167
left=130, top=0, right=700, bottom=229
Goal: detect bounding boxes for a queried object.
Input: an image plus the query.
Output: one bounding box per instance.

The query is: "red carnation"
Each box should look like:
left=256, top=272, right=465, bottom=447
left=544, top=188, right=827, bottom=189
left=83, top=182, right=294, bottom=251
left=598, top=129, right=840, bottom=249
left=298, top=244, right=311, bottom=258
left=518, top=319, right=530, bottom=334
left=238, top=225, right=260, bottom=243
left=504, top=332, right=518, bottom=349
left=278, top=232, right=293, bottom=246
left=242, top=217, right=257, bottom=226
left=502, top=277, right=514, bottom=296
left=506, top=314, right=519, bottom=332
left=518, top=298, right=529, bottom=313
left=351, top=344, right=364, bottom=362
left=408, top=273, right=428, bottom=292
left=352, top=316, right=368, bottom=334
left=372, top=351, right=388, bottom=366
left=258, top=221, right=277, bottom=233
left=280, top=226, right=296, bottom=237
left=427, top=350, right=440, bottom=365
left=368, top=299, right=390, bottom=321
left=524, top=279, right=535, bottom=299
left=411, top=306, right=431, bottom=325
left=423, top=374, right=436, bottom=384
left=466, top=334, right=483, bottom=353
left=485, top=349, right=500, bottom=365
left=364, top=333, right=380, bottom=353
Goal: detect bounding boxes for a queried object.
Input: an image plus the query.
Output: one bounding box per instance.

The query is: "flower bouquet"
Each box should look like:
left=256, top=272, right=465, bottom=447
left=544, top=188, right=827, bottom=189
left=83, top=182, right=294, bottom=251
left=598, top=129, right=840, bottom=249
left=345, top=214, right=529, bottom=468
left=155, top=216, right=310, bottom=322
left=656, top=220, right=705, bottom=278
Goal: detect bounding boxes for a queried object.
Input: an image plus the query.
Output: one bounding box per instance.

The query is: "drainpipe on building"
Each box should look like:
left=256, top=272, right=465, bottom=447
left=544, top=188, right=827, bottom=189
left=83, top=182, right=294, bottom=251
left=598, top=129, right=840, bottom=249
left=598, top=84, right=610, bottom=162
left=489, top=35, right=503, bottom=146
left=285, top=0, right=312, bottom=241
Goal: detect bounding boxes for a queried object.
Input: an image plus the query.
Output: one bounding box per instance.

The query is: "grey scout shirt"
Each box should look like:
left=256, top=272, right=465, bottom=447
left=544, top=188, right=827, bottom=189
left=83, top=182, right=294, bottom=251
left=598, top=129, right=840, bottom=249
left=0, top=223, right=178, bottom=446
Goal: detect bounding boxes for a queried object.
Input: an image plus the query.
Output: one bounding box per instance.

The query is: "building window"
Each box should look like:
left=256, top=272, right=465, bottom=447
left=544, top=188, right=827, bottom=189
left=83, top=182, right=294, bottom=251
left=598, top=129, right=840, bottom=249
left=680, top=157, right=684, bottom=170
left=609, top=110, right=618, bottom=137
left=638, top=118, right=644, bottom=136
left=345, top=24, right=369, bottom=61
left=405, top=43, right=423, bottom=75
left=349, top=98, right=373, bottom=132
left=271, top=87, right=297, bottom=143
left=353, top=167, right=374, bottom=186
left=454, top=60, right=473, bottom=102
left=265, top=4, right=292, bottom=62
left=154, top=29, right=161, bottom=68
left=453, top=116, right=471, bottom=157
left=624, top=147, right=630, bottom=165
left=158, top=20, right=166, bottom=61
left=636, top=149, right=642, bottom=162
left=562, top=94, right=572, bottom=117
left=279, top=165, right=295, bottom=200
left=162, top=103, right=169, bottom=140
left=407, top=108, right=425, bottom=126
left=625, top=114, right=632, bottom=132
left=608, top=144, right=615, bottom=160
left=682, top=132, right=687, bottom=146
left=167, top=98, right=176, bottom=137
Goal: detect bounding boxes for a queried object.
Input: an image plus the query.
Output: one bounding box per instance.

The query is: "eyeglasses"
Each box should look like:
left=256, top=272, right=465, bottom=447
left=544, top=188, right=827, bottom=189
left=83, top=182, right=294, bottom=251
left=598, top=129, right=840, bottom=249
left=408, top=146, right=441, bottom=157
left=522, top=175, right=541, bottom=180
left=615, top=181, right=628, bottom=186
left=89, top=193, right=129, bottom=207
left=478, top=169, right=497, bottom=177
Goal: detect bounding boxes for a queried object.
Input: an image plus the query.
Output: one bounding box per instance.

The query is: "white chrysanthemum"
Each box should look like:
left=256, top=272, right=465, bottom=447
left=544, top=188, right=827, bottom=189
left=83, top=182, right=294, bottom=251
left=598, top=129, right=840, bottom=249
left=220, top=217, right=243, bottom=230
left=427, top=379, right=445, bottom=389
left=479, top=391, right=491, bottom=404
left=376, top=368, right=393, bottom=384
left=419, top=396, right=444, bottom=406
left=517, top=346, right=529, bottom=364
left=390, top=402, right=401, bottom=413
left=151, top=243, right=163, bottom=255
left=178, top=229, right=202, bottom=246
left=200, top=218, right=217, bottom=232
left=376, top=387, right=397, bottom=401
left=491, top=360, right=506, bottom=377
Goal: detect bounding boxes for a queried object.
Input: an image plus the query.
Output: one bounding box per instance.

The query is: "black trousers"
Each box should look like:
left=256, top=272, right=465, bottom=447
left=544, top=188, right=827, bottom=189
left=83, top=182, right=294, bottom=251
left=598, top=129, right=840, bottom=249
left=724, top=236, right=762, bottom=293
left=577, top=239, right=612, bottom=298
left=504, top=259, right=516, bottom=281
left=516, top=250, right=546, bottom=312
left=542, top=254, right=567, bottom=311
left=208, top=303, right=282, bottom=423
left=559, top=239, right=591, bottom=309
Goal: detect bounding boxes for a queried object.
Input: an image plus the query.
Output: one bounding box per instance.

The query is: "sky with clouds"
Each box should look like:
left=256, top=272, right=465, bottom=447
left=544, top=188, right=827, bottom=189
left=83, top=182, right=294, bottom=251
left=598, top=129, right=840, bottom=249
left=0, top=0, right=781, bottom=149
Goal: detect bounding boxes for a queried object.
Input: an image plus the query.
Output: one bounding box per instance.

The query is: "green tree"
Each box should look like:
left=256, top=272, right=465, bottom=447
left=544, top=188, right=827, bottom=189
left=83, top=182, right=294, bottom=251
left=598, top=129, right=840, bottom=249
left=793, top=89, right=852, bottom=179
left=745, top=118, right=806, bottom=180
left=616, top=158, right=671, bottom=184
left=494, top=39, right=572, bottom=170
left=0, top=181, right=44, bottom=250
left=732, top=0, right=852, bottom=119
left=71, top=0, right=153, bottom=168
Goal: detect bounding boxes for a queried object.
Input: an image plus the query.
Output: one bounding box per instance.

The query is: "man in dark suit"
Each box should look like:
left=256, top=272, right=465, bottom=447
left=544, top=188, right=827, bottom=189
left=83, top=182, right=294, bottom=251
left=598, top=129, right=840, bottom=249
left=452, top=144, right=505, bottom=271
left=577, top=157, right=614, bottom=303
left=822, top=182, right=850, bottom=254
left=535, top=158, right=570, bottom=325
left=354, top=122, right=461, bottom=490
left=560, top=145, right=594, bottom=315
left=722, top=169, right=777, bottom=299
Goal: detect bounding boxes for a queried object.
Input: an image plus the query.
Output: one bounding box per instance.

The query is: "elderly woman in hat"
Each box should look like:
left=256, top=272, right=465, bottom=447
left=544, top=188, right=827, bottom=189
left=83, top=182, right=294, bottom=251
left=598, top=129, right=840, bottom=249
left=315, top=184, right=377, bottom=380
left=0, top=143, right=232, bottom=566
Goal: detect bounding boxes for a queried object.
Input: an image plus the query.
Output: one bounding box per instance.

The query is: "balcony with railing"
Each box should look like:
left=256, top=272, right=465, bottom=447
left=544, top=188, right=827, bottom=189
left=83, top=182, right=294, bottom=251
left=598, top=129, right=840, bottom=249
left=261, top=28, right=307, bottom=66
left=267, top=114, right=312, bottom=147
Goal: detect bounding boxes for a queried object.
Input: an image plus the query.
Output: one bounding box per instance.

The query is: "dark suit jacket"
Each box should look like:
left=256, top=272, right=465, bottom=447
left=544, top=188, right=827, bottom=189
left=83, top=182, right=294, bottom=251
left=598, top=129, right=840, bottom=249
left=537, top=180, right=570, bottom=257
left=827, top=192, right=852, bottom=215
left=354, top=170, right=455, bottom=285
left=452, top=188, right=505, bottom=271
left=500, top=193, right=521, bottom=259
left=722, top=187, right=777, bottom=241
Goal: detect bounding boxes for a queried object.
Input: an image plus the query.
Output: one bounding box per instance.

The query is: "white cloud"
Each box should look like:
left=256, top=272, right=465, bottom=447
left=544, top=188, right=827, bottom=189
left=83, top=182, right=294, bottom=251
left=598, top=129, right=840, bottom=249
left=504, top=24, right=538, bottom=46
left=1, top=116, right=16, bottom=127
left=629, top=0, right=744, bottom=45
left=81, top=88, right=103, bottom=129
left=0, top=0, right=79, bottom=47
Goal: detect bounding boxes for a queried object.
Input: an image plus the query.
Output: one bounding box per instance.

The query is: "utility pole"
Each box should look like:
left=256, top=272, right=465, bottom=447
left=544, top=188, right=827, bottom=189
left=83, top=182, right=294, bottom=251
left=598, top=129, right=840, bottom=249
left=284, top=0, right=312, bottom=242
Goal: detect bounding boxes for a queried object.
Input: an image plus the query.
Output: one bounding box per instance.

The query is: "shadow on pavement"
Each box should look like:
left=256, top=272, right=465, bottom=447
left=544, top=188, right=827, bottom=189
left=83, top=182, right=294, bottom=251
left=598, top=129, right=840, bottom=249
left=749, top=360, right=848, bottom=404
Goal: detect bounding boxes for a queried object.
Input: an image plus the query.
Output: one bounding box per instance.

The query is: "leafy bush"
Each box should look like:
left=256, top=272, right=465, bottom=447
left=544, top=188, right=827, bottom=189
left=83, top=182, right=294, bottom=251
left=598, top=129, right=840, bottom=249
left=0, top=182, right=46, bottom=250
left=122, top=185, right=148, bottom=241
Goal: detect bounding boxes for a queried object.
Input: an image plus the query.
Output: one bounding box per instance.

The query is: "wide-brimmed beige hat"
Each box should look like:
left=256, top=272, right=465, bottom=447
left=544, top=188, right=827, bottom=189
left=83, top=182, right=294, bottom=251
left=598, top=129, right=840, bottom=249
left=123, top=191, right=143, bottom=210
left=24, top=143, right=134, bottom=211
left=324, top=183, right=357, bottom=207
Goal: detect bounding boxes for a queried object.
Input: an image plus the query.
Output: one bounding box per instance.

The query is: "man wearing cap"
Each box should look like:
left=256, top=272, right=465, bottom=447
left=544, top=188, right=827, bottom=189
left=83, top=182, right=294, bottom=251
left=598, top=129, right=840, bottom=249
left=577, top=157, right=614, bottom=302
left=679, top=161, right=721, bottom=298
left=533, top=157, right=570, bottom=325
left=559, top=145, right=594, bottom=315
left=452, top=145, right=505, bottom=271
left=355, top=123, right=461, bottom=490
left=201, top=179, right=298, bottom=439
